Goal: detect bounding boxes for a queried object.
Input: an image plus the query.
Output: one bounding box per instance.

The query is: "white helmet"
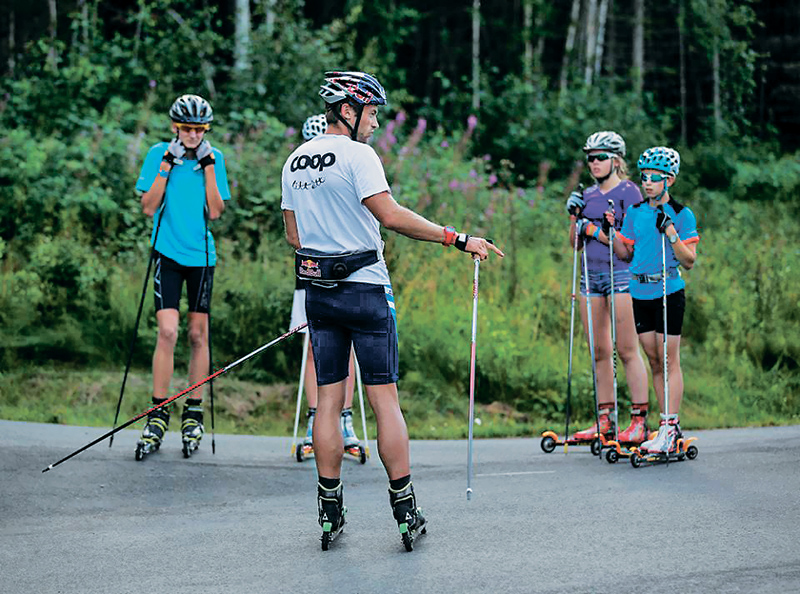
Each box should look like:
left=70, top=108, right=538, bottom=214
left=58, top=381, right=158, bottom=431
left=583, top=131, right=626, bottom=157
left=302, top=113, right=327, bottom=140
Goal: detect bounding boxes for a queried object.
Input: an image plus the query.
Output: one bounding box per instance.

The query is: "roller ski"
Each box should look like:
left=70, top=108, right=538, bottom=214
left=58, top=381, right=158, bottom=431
left=604, top=409, right=653, bottom=463
left=181, top=403, right=204, bottom=458
left=342, top=408, right=367, bottom=464
left=296, top=409, right=315, bottom=462
left=318, top=481, right=346, bottom=551
left=540, top=409, right=615, bottom=456
left=629, top=414, right=698, bottom=468
left=135, top=404, right=169, bottom=461
left=389, top=480, right=427, bottom=552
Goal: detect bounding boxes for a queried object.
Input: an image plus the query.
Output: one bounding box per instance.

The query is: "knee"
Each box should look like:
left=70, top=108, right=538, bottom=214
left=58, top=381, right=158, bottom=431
left=188, top=325, right=207, bottom=350
left=158, top=324, right=179, bottom=347
left=593, top=344, right=611, bottom=363
left=618, top=345, right=641, bottom=366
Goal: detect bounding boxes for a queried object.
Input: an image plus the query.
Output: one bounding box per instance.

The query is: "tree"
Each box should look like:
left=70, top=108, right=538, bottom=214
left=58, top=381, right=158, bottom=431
left=472, top=0, right=481, bottom=110
left=632, top=0, right=644, bottom=97
left=234, top=0, right=252, bottom=75
left=559, top=0, right=581, bottom=96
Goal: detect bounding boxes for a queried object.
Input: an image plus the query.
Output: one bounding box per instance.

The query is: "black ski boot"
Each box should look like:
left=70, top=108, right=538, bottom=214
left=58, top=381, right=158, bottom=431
left=318, top=481, right=346, bottom=551
left=181, top=402, right=204, bottom=458
left=389, top=480, right=427, bottom=551
left=135, top=403, right=170, bottom=461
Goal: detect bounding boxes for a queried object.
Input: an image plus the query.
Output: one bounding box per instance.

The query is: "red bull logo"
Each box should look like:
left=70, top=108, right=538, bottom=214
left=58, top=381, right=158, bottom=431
left=300, top=259, right=322, bottom=278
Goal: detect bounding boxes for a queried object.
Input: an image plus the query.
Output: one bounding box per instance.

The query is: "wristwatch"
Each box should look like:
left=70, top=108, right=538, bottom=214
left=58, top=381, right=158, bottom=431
left=668, top=233, right=679, bottom=244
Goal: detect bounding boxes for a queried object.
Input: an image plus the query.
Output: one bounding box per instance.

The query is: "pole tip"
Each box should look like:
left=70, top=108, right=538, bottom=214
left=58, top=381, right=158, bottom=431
left=466, top=488, right=473, bottom=500
left=42, top=465, right=52, bottom=473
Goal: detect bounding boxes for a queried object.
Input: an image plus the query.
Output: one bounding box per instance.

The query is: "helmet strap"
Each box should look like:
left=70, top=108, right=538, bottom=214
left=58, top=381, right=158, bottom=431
left=331, top=101, right=363, bottom=141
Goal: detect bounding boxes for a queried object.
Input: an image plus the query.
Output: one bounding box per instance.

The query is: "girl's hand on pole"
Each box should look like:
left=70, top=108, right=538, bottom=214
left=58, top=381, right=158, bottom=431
left=603, top=209, right=615, bottom=236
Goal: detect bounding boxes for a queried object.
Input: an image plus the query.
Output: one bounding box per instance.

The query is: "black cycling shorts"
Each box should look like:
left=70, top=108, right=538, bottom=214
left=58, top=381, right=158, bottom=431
left=632, top=289, right=685, bottom=336
left=153, top=252, right=214, bottom=314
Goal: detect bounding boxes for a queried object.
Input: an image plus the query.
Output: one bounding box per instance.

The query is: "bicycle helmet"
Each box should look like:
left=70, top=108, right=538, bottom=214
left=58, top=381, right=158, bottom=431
left=169, top=94, right=213, bottom=125
left=583, top=131, right=626, bottom=157
left=302, top=113, right=328, bottom=140
left=638, top=147, right=680, bottom=177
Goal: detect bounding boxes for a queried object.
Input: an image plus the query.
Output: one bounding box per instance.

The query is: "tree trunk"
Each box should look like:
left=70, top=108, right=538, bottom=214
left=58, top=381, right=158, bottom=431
left=593, top=0, right=609, bottom=80
left=47, top=0, right=57, bottom=71
left=234, top=0, right=251, bottom=74
left=632, top=0, right=644, bottom=97
left=584, top=0, right=597, bottom=86
left=472, top=0, right=480, bottom=110
left=265, top=0, right=277, bottom=37
left=522, top=0, right=533, bottom=82
left=713, top=37, right=721, bottom=137
left=559, top=0, right=582, bottom=96
left=678, top=0, right=687, bottom=145
left=7, top=8, right=15, bottom=75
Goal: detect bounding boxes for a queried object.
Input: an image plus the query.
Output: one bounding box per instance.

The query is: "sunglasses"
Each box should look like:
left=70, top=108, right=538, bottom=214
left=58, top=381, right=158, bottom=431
left=586, top=153, right=614, bottom=163
left=175, top=123, right=209, bottom=133
left=640, top=172, right=671, bottom=183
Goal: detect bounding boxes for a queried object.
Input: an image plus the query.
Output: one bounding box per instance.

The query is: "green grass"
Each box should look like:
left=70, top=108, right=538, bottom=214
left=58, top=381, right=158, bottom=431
left=1, top=365, right=797, bottom=440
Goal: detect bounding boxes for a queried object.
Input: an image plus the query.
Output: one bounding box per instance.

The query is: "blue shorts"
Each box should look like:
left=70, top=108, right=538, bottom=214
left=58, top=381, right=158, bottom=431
left=305, top=282, right=399, bottom=386
left=580, top=268, right=631, bottom=297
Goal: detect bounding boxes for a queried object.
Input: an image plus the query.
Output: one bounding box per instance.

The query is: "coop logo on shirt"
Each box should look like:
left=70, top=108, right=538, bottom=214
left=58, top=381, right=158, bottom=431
left=290, top=152, right=336, bottom=172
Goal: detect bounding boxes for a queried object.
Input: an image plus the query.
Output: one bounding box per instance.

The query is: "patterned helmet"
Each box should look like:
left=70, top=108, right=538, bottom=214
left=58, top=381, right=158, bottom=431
left=583, top=131, right=626, bottom=157
left=302, top=113, right=328, bottom=140
left=169, top=94, right=213, bottom=124
left=319, top=71, right=387, bottom=106
left=638, top=146, right=681, bottom=177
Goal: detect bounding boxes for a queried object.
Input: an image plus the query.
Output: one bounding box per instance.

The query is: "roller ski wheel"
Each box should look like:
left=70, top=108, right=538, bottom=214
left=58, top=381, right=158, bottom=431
left=590, top=438, right=603, bottom=457
left=318, top=481, right=346, bottom=551
left=297, top=443, right=313, bottom=463
left=400, top=513, right=427, bottom=552
left=135, top=439, right=160, bottom=461
left=686, top=444, right=699, bottom=460
left=135, top=405, right=169, bottom=462
left=320, top=507, right=347, bottom=551
left=180, top=405, right=204, bottom=459
left=540, top=433, right=557, bottom=453
left=630, top=451, right=642, bottom=468
left=605, top=447, right=619, bottom=464
left=182, top=437, right=201, bottom=459
left=344, top=443, right=367, bottom=464
left=389, top=480, right=426, bottom=552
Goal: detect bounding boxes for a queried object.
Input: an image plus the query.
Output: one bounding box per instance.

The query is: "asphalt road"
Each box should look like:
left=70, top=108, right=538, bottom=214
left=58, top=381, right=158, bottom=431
left=2, top=420, right=800, bottom=594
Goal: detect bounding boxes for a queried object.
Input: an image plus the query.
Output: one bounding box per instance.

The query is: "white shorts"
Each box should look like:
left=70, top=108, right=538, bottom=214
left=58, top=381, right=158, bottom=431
left=290, top=289, right=309, bottom=333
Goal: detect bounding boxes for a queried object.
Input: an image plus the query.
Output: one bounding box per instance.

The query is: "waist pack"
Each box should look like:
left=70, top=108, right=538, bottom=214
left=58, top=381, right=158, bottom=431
left=295, top=248, right=378, bottom=281
left=633, top=269, right=681, bottom=284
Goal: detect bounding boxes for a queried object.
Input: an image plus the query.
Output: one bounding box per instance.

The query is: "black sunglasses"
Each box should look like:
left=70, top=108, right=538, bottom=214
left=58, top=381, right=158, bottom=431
left=587, top=153, right=614, bottom=163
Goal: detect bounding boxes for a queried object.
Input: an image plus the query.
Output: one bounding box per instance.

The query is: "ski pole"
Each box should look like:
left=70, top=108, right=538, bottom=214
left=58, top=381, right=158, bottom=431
left=109, top=198, right=167, bottom=448
left=466, top=257, right=480, bottom=500
left=564, top=184, right=584, bottom=452
left=354, top=354, right=370, bottom=459
left=607, top=200, right=619, bottom=443
left=204, top=214, right=217, bottom=454
left=660, top=209, right=670, bottom=463
left=564, top=229, right=580, bottom=453
left=582, top=248, right=602, bottom=460
left=44, top=323, right=308, bottom=473
left=290, top=331, right=310, bottom=456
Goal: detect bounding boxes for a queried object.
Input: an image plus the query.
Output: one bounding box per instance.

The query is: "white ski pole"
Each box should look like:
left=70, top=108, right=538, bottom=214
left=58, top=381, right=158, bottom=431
left=466, top=258, right=480, bottom=500
left=583, top=247, right=602, bottom=459
left=354, top=355, right=370, bottom=459
left=608, top=200, right=620, bottom=443
left=290, top=332, right=310, bottom=456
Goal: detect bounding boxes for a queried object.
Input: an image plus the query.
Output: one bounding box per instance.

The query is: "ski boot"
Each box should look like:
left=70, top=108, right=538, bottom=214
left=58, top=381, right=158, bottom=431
left=135, top=402, right=170, bottom=461
left=297, top=408, right=315, bottom=462
left=630, top=414, right=698, bottom=467
left=566, top=408, right=615, bottom=455
left=318, top=480, right=346, bottom=551
left=605, top=408, right=648, bottom=463
left=389, top=480, right=427, bottom=552
left=181, top=401, right=204, bottom=458
left=341, top=408, right=367, bottom=464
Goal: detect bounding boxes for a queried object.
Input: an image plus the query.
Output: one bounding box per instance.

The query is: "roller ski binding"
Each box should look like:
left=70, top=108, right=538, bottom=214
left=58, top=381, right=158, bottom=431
left=135, top=403, right=170, bottom=461
left=318, top=481, right=346, bottom=551
left=540, top=408, right=615, bottom=456
left=181, top=403, right=204, bottom=458
left=296, top=408, right=315, bottom=462
left=341, top=408, right=367, bottom=464
left=389, top=481, right=427, bottom=552
left=629, top=414, right=698, bottom=468
left=604, top=408, right=651, bottom=463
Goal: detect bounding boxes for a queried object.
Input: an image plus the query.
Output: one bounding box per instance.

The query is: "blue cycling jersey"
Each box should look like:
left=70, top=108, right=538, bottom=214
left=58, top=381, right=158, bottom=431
left=136, top=142, right=231, bottom=267
left=619, top=197, right=699, bottom=300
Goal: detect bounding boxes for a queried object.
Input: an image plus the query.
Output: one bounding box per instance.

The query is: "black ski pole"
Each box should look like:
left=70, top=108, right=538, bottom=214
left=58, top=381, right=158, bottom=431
left=564, top=184, right=584, bottom=451
left=43, top=323, right=308, bottom=473
left=204, top=213, right=216, bottom=454
left=109, top=198, right=167, bottom=448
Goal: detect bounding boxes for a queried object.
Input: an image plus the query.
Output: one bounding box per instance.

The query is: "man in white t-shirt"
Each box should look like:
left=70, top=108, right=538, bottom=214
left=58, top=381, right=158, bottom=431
left=281, top=71, right=504, bottom=551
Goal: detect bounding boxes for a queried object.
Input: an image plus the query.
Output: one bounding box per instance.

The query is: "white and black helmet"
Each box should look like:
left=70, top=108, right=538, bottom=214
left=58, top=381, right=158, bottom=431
left=583, top=131, right=626, bottom=157
left=169, top=94, right=214, bottom=125
left=302, top=113, right=328, bottom=140
left=319, top=71, right=387, bottom=106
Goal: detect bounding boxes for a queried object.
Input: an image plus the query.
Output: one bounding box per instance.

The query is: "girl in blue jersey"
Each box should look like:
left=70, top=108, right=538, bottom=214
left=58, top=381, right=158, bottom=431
left=608, top=147, right=699, bottom=454
left=567, top=131, right=650, bottom=444
left=134, top=94, right=230, bottom=458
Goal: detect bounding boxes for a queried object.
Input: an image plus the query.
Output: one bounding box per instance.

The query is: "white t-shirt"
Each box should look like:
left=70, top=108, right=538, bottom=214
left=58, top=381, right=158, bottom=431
left=281, top=134, right=391, bottom=285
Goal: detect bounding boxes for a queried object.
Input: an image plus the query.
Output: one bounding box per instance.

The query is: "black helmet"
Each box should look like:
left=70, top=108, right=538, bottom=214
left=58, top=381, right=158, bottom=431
left=169, top=94, right=214, bottom=124
left=319, top=71, right=387, bottom=106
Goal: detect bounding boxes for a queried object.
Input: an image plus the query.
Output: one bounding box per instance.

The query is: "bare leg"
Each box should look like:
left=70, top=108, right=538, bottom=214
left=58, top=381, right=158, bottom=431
left=364, top=383, right=410, bottom=480
left=314, top=380, right=346, bottom=477
left=613, top=294, right=649, bottom=406
left=666, top=335, right=684, bottom=414
left=343, top=349, right=356, bottom=409
left=638, top=331, right=664, bottom=410
left=186, top=312, right=209, bottom=400
left=304, top=337, right=318, bottom=409
left=153, top=309, right=180, bottom=399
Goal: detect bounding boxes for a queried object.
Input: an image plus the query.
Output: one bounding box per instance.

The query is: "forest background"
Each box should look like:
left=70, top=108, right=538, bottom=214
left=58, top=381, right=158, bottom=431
left=0, top=0, right=798, bottom=439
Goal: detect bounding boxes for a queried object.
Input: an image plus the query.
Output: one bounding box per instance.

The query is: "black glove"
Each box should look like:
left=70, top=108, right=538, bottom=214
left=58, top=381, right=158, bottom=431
left=162, top=138, right=185, bottom=166
left=194, top=140, right=216, bottom=171
left=656, top=207, right=673, bottom=234
left=454, top=233, right=471, bottom=252
left=565, top=191, right=585, bottom=216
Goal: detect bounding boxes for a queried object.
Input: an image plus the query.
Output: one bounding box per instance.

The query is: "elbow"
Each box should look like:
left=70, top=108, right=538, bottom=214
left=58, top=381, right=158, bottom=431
left=683, top=256, right=696, bottom=270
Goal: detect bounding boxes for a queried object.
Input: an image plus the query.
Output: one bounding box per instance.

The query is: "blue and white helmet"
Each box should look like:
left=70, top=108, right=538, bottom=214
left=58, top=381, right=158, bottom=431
left=319, top=71, right=387, bottom=106
left=638, top=147, right=680, bottom=177
left=169, top=94, right=213, bottom=124
left=302, top=113, right=327, bottom=140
